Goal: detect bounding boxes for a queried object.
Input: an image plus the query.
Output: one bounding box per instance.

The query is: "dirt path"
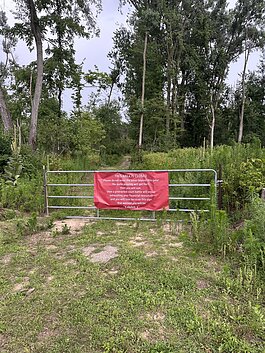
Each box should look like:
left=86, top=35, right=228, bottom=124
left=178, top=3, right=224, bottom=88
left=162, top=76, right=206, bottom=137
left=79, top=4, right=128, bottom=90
left=118, top=155, right=131, bottom=169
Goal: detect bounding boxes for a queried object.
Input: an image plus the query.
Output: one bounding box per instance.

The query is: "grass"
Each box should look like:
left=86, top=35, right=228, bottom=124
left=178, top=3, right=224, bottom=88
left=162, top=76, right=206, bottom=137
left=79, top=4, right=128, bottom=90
left=0, top=217, right=264, bottom=353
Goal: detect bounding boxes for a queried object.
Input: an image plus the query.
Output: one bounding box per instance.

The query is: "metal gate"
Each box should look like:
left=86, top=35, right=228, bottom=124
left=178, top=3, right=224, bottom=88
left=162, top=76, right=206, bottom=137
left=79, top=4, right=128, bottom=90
left=44, top=168, right=218, bottom=222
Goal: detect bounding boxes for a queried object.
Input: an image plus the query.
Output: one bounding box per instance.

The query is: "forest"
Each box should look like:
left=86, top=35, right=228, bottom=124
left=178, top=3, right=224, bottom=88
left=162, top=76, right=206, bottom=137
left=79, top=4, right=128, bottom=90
left=0, top=0, right=264, bottom=153
left=0, top=1, right=265, bottom=352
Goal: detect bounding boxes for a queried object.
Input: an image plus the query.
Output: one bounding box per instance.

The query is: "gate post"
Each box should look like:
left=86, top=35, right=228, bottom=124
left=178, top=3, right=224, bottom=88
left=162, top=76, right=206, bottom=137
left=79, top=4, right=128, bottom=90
left=43, top=166, right=49, bottom=216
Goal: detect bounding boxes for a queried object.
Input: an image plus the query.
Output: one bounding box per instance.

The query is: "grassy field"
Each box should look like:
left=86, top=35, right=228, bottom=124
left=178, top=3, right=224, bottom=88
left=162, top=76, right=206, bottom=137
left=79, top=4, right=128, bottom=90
left=0, top=216, right=264, bottom=353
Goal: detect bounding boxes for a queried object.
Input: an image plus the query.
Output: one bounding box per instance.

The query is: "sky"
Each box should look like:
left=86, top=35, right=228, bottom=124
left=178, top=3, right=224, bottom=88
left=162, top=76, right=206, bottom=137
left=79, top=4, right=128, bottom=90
left=0, top=0, right=262, bottom=112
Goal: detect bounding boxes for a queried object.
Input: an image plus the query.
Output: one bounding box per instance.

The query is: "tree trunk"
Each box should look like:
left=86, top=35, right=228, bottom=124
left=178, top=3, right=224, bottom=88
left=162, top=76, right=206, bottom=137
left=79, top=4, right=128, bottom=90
left=56, top=0, right=63, bottom=119
left=107, top=82, right=114, bottom=108
left=179, top=71, right=187, bottom=131
left=210, top=93, right=215, bottom=150
left=166, top=43, right=173, bottom=136
left=0, top=86, right=13, bottom=132
left=238, top=47, right=250, bottom=143
left=26, top=0, right=43, bottom=150
left=166, top=74, right=171, bottom=134
left=138, top=31, right=148, bottom=149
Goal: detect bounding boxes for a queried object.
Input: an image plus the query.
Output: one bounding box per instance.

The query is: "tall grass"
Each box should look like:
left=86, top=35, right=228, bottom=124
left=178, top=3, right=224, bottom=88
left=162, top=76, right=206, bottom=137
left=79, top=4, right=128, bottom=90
left=0, top=153, right=101, bottom=214
left=136, top=143, right=265, bottom=283
left=136, top=143, right=265, bottom=214
left=138, top=143, right=265, bottom=171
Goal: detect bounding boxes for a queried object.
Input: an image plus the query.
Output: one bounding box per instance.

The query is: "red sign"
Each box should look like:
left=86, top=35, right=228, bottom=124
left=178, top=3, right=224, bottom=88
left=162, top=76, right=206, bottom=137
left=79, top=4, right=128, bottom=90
left=94, top=171, right=169, bottom=211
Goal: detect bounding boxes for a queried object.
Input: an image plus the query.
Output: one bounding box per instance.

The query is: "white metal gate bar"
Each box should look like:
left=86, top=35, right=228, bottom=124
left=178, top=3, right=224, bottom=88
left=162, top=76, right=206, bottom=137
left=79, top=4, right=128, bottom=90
left=44, top=168, right=218, bottom=221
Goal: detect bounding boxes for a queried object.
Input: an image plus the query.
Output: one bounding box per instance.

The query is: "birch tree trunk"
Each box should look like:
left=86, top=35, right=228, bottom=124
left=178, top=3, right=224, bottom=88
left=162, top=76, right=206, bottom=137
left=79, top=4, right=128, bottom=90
left=238, top=47, right=250, bottom=143
left=26, top=0, right=43, bottom=150
left=210, top=92, right=216, bottom=151
left=210, top=104, right=215, bottom=150
left=0, top=86, right=13, bottom=132
left=138, top=31, right=148, bottom=149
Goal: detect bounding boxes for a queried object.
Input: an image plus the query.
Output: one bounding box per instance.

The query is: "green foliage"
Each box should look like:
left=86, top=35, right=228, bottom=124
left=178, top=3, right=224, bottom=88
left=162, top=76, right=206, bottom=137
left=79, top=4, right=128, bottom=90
left=242, top=197, right=265, bottom=272
left=0, top=134, right=44, bottom=213
left=0, top=132, right=12, bottom=174
left=20, top=145, right=43, bottom=178
left=0, top=178, right=43, bottom=213
left=138, top=143, right=265, bottom=212
left=84, top=68, right=112, bottom=88
left=61, top=223, right=71, bottom=235
left=191, top=208, right=233, bottom=258
left=13, top=153, right=101, bottom=215
left=47, top=153, right=101, bottom=171
left=3, top=152, right=23, bottom=186
left=37, top=110, right=106, bottom=155
left=15, top=212, right=38, bottom=236
left=137, top=144, right=265, bottom=284
left=0, top=208, right=17, bottom=220
left=239, top=158, right=265, bottom=193
left=114, top=0, right=265, bottom=150
left=92, top=102, right=132, bottom=156
left=72, top=112, right=105, bottom=155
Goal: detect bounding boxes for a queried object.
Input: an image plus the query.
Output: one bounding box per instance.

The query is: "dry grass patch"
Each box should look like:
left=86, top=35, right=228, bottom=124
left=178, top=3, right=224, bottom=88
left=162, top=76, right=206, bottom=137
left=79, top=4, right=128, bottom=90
left=26, top=230, right=53, bottom=248
left=12, top=277, right=30, bottom=293
left=129, top=235, right=150, bottom=248
left=53, top=219, right=90, bottom=233
left=82, top=244, right=119, bottom=263
left=196, top=279, right=211, bottom=290
left=90, top=245, right=118, bottom=263
left=0, top=333, right=8, bottom=350
left=145, top=251, right=159, bottom=258
left=37, top=315, right=60, bottom=343
left=82, top=246, right=96, bottom=257
left=140, top=326, right=167, bottom=343
left=0, top=253, right=13, bottom=265
left=168, top=242, right=183, bottom=248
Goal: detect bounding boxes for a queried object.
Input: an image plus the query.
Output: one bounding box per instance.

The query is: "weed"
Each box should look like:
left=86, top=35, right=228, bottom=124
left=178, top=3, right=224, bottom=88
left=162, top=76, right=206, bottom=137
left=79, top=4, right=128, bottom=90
left=0, top=208, right=17, bottom=220
left=190, top=211, right=200, bottom=242
left=61, top=223, right=71, bottom=235
left=27, top=212, right=38, bottom=233
left=52, top=228, right=61, bottom=237
left=16, top=219, right=26, bottom=237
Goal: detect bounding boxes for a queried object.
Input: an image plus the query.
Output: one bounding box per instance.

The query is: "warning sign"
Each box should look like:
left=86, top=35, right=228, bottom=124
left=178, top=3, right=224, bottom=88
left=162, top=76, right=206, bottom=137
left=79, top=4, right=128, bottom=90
left=94, top=171, right=169, bottom=211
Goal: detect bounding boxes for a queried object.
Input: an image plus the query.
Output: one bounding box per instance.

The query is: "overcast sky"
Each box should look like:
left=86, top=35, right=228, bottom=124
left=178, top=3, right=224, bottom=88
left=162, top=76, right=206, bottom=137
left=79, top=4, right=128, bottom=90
left=0, top=0, right=262, bottom=112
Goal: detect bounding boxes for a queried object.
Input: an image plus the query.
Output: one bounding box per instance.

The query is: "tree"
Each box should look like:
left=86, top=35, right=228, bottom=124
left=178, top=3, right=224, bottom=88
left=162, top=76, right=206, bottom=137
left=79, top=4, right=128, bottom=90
left=92, top=101, right=130, bottom=155
left=0, top=86, right=13, bottom=133
left=239, top=54, right=265, bottom=145
left=238, top=41, right=251, bottom=143
left=1, top=0, right=102, bottom=149
left=112, top=3, right=165, bottom=150
left=236, top=0, right=265, bottom=142
left=42, top=0, right=101, bottom=117
left=115, top=0, right=265, bottom=150
left=72, top=111, right=105, bottom=155
left=25, top=0, right=43, bottom=150
left=0, top=10, right=16, bottom=132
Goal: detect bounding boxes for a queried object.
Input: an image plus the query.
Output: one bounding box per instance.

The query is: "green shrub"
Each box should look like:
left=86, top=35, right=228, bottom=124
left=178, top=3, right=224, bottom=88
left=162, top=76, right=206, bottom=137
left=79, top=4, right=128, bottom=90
left=242, top=197, right=265, bottom=273
left=3, top=152, right=23, bottom=186
left=239, top=158, right=265, bottom=194
left=0, top=178, right=43, bottom=213
left=20, top=145, right=44, bottom=178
